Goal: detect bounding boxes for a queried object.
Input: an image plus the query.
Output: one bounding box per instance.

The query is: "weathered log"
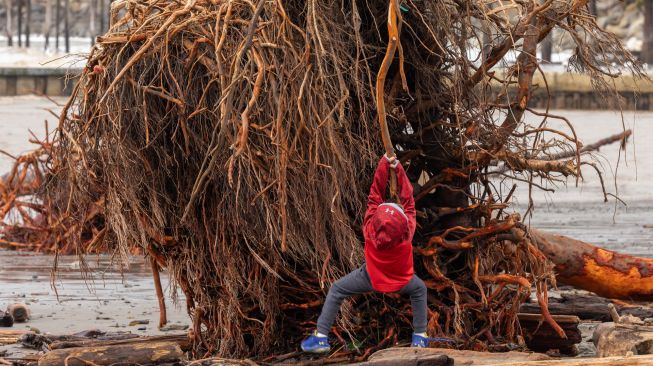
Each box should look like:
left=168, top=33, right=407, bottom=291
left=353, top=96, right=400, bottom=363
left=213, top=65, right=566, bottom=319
left=531, top=230, right=653, bottom=300
left=37, top=341, right=184, bottom=366
left=364, top=348, right=551, bottom=365
left=0, top=330, right=31, bottom=345
left=593, top=321, right=653, bottom=357
left=497, top=355, right=653, bottom=365
left=49, top=333, right=190, bottom=351
left=520, top=293, right=653, bottom=321
left=518, top=313, right=581, bottom=355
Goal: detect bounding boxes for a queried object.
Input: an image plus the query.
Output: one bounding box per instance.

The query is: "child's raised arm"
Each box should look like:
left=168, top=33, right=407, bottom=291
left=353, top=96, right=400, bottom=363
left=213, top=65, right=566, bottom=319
left=363, top=155, right=391, bottom=225
left=394, top=161, right=416, bottom=238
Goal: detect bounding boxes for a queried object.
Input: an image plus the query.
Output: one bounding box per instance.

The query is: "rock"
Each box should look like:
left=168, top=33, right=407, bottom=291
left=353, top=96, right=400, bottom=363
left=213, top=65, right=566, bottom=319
left=128, top=320, right=149, bottom=326
left=159, top=324, right=189, bottom=331
left=593, top=322, right=653, bottom=357
left=0, top=311, right=13, bottom=327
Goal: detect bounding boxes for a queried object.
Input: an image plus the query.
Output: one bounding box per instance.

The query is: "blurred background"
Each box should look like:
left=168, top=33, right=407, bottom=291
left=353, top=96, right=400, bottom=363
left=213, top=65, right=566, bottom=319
left=0, top=0, right=651, bottom=67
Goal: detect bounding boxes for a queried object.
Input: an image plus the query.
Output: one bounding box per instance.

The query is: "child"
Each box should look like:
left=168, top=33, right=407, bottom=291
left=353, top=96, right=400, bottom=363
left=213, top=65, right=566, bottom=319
left=301, top=154, right=429, bottom=353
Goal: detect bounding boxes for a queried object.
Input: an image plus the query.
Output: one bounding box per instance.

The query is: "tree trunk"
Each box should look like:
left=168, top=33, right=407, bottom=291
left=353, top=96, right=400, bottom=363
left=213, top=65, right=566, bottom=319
left=99, top=0, right=105, bottom=34
left=38, top=341, right=184, bottom=366
left=17, top=0, right=22, bottom=47
left=55, top=0, right=60, bottom=50
left=589, top=0, right=597, bottom=16
left=4, top=0, right=13, bottom=46
left=541, top=33, right=552, bottom=63
left=44, top=0, right=51, bottom=50
left=25, top=0, right=30, bottom=48
left=644, top=0, right=653, bottom=64
left=64, top=0, right=69, bottom=53
left=531, top=230, right=653, bottom=301
left=89, top=0, right=97, bottom=46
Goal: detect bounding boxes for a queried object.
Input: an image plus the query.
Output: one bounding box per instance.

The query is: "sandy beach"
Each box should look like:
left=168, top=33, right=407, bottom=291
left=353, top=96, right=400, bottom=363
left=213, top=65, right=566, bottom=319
left=0, top=96, right=651, bottom=358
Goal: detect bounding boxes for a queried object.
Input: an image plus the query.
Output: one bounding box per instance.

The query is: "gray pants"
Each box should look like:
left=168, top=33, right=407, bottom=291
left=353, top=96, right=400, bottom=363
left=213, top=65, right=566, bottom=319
left=316, top=265, right=428, bottom=335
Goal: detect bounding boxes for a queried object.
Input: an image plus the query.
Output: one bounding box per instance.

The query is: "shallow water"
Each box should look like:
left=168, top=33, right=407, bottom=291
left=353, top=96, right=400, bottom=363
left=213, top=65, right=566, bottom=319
left=0, top=251, right=187, bottom=333
left=0, top=97, right=189, bottom=355
left=505, top=109, right=653, bottom=257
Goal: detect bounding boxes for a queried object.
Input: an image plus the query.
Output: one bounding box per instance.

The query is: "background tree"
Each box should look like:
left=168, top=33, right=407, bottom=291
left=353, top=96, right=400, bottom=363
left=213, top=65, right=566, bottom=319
left=55, top=0, right=60, bottom=50
left=25, top=0, right=30, bottom=48
left=64, top=0, right=69, bottom=52
left=44, top=0, right=52, bottom=50
left=17, top=0, right=22, bottom=47
left=89, top=0, right=96, bottom=45
left=99, top=0, right=104, bottom=34
left=590, top=0, right=598, bottom=16
left=644, top=0, right=653, bottom=64
left=4, top=0, right=13, bottom=46
left=541, top=34, right=553, bottom=63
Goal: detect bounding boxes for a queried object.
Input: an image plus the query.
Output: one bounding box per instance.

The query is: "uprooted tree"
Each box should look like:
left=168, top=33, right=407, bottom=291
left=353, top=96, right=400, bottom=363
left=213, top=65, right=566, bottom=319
left=0, top=0, right=646, bottom=360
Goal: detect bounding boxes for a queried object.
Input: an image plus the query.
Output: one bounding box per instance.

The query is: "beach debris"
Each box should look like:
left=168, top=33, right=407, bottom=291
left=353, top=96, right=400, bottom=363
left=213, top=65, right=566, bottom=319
left=127, top=320, right=149, bottom=326
left=0, top=330, right=32, bottom=345
left=518, top=313, right=582, bottom=356
left=593, top=306, right=653, bottom=357
left=37, top=341, right=184, bottom=366
left=520, top=293, right=653, bottom=322
left=360, top=347, right=551, bottom=365
left=19, top=333, right=52, bottom=352
left=160, top=324, right=188, bottom=332
left=7, top=304, right=30, bottom=323
left=531, top=230, right=653, bottom=301
left=0, top=311, right=13, bottom=328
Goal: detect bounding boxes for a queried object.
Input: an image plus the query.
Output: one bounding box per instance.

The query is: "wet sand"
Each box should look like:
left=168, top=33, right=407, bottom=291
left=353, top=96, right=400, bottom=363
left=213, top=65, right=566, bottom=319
left=0, top=251, right=189, bottom=357
left=511, top=110, right=653, bottom=257
left=0, top=97, right=651, bottom=358
left=1, top=98, right=189, bottom=355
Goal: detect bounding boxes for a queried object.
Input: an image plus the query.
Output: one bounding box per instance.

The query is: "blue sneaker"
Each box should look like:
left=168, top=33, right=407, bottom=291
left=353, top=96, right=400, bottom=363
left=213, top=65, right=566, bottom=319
left=412, top=334, right=456, bottom=348
left=411, top=333, right=429, bottom=348
left=300, top=331, right=331, bottom=353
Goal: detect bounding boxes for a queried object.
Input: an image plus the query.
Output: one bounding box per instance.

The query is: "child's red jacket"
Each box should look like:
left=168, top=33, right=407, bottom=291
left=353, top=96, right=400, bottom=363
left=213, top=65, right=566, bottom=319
left=363, top=157, right=416, bottom=292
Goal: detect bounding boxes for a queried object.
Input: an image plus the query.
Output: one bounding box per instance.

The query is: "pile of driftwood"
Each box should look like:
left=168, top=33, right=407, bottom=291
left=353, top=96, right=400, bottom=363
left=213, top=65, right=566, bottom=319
left=0, top=0, right=651, bottom=361
left=3, top=310, right=653, bottom=366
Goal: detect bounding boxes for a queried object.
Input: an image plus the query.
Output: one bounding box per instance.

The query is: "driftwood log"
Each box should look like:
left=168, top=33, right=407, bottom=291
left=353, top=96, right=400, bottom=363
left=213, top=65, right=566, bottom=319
left=520, top=293, right=653, bottom=321
left=0, top=330, right=30, bottom=345
left=49, top=333, right=190, bottom=351
left=531, top=230, right=653, bottom=300
left=362, top=348, right=551, bottom=366
left=496, top=355, right=653, bottom=366
left=37, top=341, right=184, bottom=366
left=518, top=313, right=581, bottom=355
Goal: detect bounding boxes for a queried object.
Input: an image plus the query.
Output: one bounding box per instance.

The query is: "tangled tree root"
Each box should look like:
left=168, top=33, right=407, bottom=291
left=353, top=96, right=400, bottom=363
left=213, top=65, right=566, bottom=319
left=0, top=0, right=644, bottom=360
